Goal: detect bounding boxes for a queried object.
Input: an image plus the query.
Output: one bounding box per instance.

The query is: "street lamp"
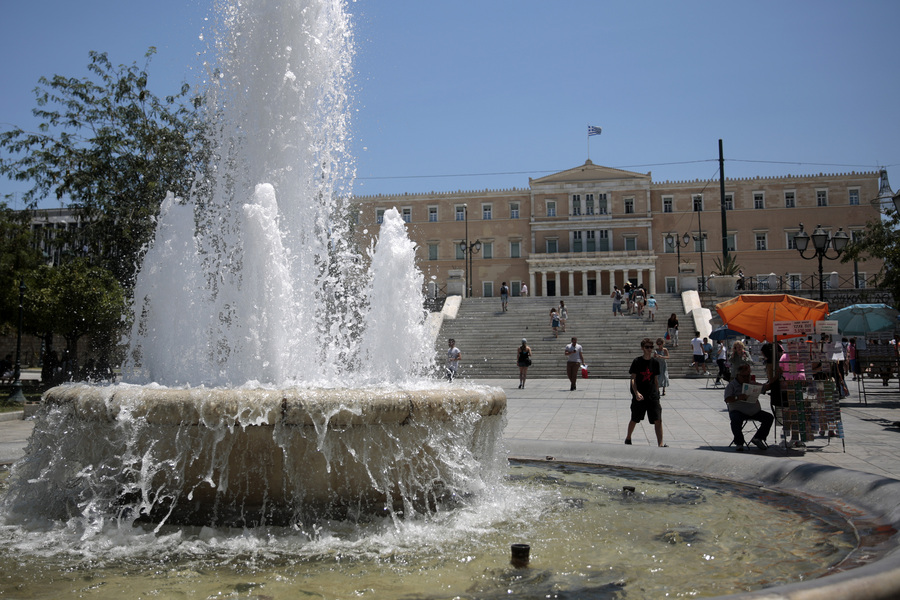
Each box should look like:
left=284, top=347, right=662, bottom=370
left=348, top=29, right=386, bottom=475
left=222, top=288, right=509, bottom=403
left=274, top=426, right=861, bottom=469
left=459, top=205, right=481, bottom=297
left=665, top=232, right=692, bottom=271
left=6, top=280, right=26, bottom=404
left=794, top=223, right=850, bottom=301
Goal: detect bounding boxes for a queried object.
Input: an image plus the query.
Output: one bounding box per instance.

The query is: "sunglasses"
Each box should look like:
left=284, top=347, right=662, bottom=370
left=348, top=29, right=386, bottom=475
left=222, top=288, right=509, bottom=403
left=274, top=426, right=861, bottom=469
left=642, top=344, right=653, bottom=349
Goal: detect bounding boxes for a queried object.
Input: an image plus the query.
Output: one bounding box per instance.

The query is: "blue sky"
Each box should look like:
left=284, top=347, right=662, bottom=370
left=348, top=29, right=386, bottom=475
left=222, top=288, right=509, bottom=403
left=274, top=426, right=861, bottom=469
left=2, top=0, right=899, bottom=208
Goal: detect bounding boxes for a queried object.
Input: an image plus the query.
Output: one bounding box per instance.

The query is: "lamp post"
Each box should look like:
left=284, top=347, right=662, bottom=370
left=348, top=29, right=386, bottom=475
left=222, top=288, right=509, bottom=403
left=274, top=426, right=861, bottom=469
left=665, top=232, right=691, bottom=289
left=793, top=223, right=849, bottom=302
left=459, top=205, right=481, bottom=297
left=6, top=279, right=26, bottom=404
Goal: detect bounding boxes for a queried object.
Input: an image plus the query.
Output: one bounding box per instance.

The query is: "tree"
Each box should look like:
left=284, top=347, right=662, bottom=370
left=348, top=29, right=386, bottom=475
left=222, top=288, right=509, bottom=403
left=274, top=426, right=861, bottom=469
left=24, top=259, right=125, bottom=381
left=0, top=203, right=43, bottom=332
left=840, top=206, right=900, bottom=308
left=0, top=48, right=204, bottom=288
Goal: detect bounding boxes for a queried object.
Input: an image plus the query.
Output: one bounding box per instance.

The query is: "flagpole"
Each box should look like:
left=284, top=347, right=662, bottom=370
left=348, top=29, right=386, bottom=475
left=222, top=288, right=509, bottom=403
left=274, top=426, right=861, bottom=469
left=587, top=124, right=590, bottom=161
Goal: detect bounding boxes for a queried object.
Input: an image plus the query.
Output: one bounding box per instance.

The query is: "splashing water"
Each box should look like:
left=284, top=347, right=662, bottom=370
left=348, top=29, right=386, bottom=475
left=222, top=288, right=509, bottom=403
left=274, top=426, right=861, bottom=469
left=124, top=0, right=432, bottom=387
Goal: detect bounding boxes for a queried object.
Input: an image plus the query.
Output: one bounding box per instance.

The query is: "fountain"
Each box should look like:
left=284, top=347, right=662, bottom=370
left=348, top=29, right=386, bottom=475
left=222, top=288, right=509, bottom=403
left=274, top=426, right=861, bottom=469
left=4, top=0, right=900, bottom=598
left=2, top=0, right=506, bottom=528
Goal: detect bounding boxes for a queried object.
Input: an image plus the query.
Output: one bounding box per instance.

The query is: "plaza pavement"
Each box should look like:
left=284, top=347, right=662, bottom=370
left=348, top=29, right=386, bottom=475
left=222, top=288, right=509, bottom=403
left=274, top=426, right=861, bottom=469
left=1, top=377, right=899, bottom=480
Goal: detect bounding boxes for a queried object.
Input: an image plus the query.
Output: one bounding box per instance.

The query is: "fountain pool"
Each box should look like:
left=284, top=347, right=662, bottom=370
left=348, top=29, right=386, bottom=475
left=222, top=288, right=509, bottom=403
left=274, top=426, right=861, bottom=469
left=0, top=459, right=868, bottom=599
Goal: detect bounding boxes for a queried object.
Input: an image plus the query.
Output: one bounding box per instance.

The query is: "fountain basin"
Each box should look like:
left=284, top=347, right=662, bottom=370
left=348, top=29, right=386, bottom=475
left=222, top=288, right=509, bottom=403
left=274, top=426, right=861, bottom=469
left=510, top=439, right=900, bottom=600
left=17, top=384, right=506, bottom=525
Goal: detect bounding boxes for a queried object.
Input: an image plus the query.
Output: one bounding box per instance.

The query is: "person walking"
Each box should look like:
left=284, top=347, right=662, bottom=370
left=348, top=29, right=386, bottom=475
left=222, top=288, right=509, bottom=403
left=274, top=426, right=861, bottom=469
left=521, top=283, right=528, bottom=297
left=516, top=338, right=532, bottom=389
left=666, top=313, right=679, bottom=347
left=500, top=282, right=509, bottom=312
left=564, top=336, right=585, bottom=391
left=558, top=300, right=568, bottom=332
left=550, top=308, right=560, bottom=338
left=654, top=337, right=670, bottom=396
left=691, top=331, right=708, bottom=375
left=611, top=286, right=624, bottom=316
left=714, top=340, right=728, bottom=385
left=446, top=338, right=461, bottom=381
left=646, top=294, right=658, bottom=321
left=625, top=338, right=665, bottom=447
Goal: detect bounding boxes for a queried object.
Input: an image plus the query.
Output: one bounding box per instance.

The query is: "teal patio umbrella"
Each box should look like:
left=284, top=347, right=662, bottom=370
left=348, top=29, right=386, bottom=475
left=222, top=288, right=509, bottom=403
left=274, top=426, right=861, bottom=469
left=826, top=303, right=899, bottom=336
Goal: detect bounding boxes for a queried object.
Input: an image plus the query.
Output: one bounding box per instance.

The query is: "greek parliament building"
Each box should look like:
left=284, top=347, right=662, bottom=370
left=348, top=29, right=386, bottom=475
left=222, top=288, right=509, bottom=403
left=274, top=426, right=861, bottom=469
left=354, top=160, right=890, bottom=299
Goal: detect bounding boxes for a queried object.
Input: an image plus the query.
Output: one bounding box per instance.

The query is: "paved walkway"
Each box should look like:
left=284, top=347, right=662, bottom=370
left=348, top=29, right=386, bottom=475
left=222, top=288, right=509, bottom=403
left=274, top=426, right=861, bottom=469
left=2, top=377, right=899, bottom=479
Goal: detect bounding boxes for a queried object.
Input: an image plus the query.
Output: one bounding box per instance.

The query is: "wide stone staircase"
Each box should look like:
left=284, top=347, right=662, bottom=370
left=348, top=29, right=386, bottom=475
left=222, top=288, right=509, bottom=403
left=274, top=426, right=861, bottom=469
left=436, top=294, right=698, bottom=380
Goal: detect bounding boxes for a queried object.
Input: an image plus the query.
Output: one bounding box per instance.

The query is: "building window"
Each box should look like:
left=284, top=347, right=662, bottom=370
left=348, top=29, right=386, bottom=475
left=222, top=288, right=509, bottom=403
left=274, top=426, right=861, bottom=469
left=754, top=192, right=765, bottom=210
left=788, top=274, right=801, bottom=291
left=787, top=230, right=800, bottom=250
left=483, top=281, right=493, bottom=297
left=586, top=230, right=596, bottom=251
left=624, top=198, right=635, bottom=214
left=546, top=238, right=558, bottom=253
left=573, top=231, right=583, bottom=252
left=510, top=240, right=521, bottom=258
left=511, top=281, right=522, bottom=296
left=724, top=193, right=734, bottom=210
left=376, top=208, right=385, bottom=224
left=455, top=205, right=466, bottom=221
left=849, top=189, right=860, bottom=205
left=726, top=233, right=736, bottom=252
left=402, top=207, right=412, bottom=223
left=817, top=190, right=828, bottom=207
left=585, top=194, right=595, bottom=215
left=597, top=194, right=608, bottom=214
left=428, top=243, right=438, bottom=261
left=693, top=235, right=707, bottom=252
left=428, top=206, right=438, bottom=222
left=598, top=229, right=610, bottom=251
left=856, top=272, right=867, bottom=288
left=784, top=191, right=795, bottom=208
left=510, top=202, right=520, bottom=219
left=663, top=196, right=673, bottom=213
left=481, top=242, right=493, bottom=259
left=693, top=195, right=703, bottom=212
left=456, top=243, right=465, bottom=260
left=572, top=194, right=582, bottom=216
left=664, top=235, right=675, bottom=254
left=624, top=236, right=637, bottom=251
left=665, top=276, right=677, bottom=294
left=546, top=201, right=556, bottom=217
left=755, top=233, right=768, bottom=250
left=482, top=204, right=492, bottom=220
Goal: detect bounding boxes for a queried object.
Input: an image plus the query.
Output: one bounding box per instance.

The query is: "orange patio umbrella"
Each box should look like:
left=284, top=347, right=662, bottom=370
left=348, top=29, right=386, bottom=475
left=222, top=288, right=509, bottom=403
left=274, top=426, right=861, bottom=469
left=715, top=294, right=829, bottom=342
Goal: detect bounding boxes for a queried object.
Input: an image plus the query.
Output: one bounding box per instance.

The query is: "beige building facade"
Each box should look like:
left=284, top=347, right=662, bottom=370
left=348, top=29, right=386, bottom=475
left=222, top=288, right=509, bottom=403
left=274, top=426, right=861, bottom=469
left=356, top=160, right=887, bottom=299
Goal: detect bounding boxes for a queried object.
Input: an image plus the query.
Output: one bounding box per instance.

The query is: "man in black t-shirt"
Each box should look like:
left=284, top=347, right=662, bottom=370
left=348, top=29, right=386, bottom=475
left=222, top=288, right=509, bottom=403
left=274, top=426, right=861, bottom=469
left=625, top=338, right=665, bottom=447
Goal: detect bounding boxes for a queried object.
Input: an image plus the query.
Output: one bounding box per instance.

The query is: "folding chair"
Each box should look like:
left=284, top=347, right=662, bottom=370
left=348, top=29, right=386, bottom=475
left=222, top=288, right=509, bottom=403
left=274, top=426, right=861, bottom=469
left=727, top=418, right=760, bottom=448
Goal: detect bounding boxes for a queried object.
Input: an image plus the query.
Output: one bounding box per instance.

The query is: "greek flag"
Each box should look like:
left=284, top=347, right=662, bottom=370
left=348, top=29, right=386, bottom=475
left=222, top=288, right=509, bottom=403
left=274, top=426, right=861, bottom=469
left=588, top=125, right=602, bottom=136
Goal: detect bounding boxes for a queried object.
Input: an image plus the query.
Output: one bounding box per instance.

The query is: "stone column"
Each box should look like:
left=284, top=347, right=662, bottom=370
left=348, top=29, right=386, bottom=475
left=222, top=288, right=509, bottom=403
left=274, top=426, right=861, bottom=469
left=649, top=266, right=657, bottom=295
left=541, top=271, right=548, bottom=297
left=554, top=270, right=561, bottom=297
left=582, top=271, right=589, bottom=296
left=568, top=271, right=575, bottom=296
left=529, top=271, right=536, bottom=297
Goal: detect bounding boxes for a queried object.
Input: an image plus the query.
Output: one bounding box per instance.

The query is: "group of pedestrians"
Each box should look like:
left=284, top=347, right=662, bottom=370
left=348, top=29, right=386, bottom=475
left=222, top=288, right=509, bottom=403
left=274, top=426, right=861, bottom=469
left=609, top=283, right=658, bottom=320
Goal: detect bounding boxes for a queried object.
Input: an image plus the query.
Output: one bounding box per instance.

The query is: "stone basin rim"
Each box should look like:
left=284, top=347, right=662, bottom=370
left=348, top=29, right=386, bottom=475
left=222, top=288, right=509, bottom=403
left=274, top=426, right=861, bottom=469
left=43, top=383, right=507, bottom=426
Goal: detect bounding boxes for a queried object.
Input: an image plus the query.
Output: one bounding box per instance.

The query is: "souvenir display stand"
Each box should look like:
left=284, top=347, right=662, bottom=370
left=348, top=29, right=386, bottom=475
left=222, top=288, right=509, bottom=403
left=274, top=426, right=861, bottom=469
left=775, top=337, right=846, bottom=453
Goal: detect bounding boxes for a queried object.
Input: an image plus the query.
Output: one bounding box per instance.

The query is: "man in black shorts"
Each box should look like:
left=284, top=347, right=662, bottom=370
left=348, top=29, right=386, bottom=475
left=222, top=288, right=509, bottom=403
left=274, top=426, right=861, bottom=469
left=625, top=337, right=665, bottom=447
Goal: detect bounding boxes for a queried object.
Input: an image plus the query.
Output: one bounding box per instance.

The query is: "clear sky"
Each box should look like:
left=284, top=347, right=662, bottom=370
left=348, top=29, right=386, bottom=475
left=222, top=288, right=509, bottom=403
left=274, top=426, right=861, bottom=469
left=2, top=0, right=899, bottom=208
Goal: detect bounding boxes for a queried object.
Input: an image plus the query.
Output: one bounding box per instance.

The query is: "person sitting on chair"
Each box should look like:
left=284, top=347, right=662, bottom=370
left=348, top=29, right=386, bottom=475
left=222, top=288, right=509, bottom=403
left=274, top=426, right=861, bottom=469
left=724, top=363, right=775, bottom=452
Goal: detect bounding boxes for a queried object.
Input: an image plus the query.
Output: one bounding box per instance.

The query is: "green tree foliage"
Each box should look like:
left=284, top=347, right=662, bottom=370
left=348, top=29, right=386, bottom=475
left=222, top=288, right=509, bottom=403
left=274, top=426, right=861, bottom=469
left=24, top=259, right=125, bottom=380
left=0, top=203, right=43, bottom=332
left=0, top=48, right=203, bottom=287
left=840, top=206, right=900, bottom=309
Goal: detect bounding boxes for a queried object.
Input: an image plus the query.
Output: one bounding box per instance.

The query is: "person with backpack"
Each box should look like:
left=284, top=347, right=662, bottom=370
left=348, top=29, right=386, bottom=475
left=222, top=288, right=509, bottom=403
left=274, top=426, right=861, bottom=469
left=500, top=282, right=509, bottom=312
left=611, top=286, right=623, bottom=316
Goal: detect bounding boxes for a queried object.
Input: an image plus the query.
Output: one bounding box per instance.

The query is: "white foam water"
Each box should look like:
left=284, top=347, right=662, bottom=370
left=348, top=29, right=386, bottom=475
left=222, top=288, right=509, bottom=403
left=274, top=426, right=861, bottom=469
left=124, top=0, right=433, bottom=387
